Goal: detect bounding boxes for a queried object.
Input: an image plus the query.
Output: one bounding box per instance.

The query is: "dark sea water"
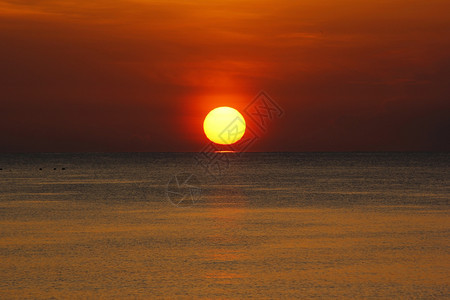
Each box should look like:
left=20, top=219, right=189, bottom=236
left=0, top=153, right=449, bottom=298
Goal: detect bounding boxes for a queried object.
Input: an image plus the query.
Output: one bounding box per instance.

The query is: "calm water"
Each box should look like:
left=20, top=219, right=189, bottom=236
left=0, top=153, right=449, bottom=298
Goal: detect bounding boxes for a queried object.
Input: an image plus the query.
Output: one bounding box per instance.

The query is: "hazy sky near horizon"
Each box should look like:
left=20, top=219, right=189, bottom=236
left=1, top=0, right=449, bottom=151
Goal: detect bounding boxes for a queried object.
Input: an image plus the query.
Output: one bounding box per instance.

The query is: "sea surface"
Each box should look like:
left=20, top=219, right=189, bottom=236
left=0, top=153, right=449, bottom=298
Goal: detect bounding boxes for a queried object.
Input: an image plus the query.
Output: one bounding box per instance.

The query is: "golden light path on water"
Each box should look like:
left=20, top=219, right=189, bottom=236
left=214, top=150, right=237, bottom=153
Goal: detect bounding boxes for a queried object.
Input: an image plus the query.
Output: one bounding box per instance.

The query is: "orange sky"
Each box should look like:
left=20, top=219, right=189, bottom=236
left=1, top=0, right=449, bottom=151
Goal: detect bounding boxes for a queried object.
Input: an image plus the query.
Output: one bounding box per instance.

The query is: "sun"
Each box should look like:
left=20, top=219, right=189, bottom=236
left=203, top=106, right=246, bottom=145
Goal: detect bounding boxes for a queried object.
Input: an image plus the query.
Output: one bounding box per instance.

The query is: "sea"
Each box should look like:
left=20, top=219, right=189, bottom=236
left=0, top=152, right=448, bottom=298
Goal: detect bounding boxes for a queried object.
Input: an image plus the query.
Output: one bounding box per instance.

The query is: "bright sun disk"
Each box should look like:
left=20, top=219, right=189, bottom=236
left=203, top=106, right=246, bottom=145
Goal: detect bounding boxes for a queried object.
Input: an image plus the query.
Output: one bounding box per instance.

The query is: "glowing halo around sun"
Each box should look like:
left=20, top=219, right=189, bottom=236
left=203, top=106, right=246, bottom=145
